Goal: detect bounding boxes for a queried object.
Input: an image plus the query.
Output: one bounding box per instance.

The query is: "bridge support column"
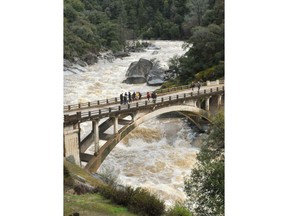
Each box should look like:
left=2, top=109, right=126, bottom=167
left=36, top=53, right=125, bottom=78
left=217, top=94, right=222, bottom=107
left=205, top=96, right=211, bottom=111
left=64, top=124, right=81, bottom=166
left=93, top=120, right=100, bottom=154
left=113, top=116, right=119, bottom=134
left=196, top=100, right=201, bottom=108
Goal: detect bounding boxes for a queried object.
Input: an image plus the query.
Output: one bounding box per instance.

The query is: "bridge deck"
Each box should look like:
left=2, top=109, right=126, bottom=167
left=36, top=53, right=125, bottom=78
left=64, top=84, right=224, bottom=115
left=64, top=84, right=224, bottom=126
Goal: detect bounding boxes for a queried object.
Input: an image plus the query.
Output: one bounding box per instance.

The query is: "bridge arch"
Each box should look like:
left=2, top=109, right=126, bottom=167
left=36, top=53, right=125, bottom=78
left=84, top=104, right=212, bottom=173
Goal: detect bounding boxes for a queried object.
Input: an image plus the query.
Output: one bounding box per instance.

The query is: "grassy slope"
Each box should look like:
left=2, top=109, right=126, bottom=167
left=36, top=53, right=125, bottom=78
left=64, top=159, right=136, bottom=216
left=64, top=194, right=136, bottom=216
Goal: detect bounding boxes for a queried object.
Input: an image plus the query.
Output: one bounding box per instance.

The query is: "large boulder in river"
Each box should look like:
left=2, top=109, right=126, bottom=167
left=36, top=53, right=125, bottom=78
left=82, top=52, right=99, bottom=65
left=64, top=59, right=73, bottom=68
left=124, top=58, right=153, bottom=84
left=147, top=61, right=165, bottom=86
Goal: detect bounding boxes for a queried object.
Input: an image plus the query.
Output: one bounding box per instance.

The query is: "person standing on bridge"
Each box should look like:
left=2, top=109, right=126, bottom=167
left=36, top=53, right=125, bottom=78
left=124, top=92, right=128, bottom=104
left=147, top=91, right=151, bottom=101
left=132, top=91, right=136, bottom=101
left=197, top=81, right=201, bottom=91
left=191, top=82, right=195, bottom=91
left=152, top=91, right=157, bottom=103
left=120, top=93, right=123, bottom=104
left=128, top=91, right=132, bottom=103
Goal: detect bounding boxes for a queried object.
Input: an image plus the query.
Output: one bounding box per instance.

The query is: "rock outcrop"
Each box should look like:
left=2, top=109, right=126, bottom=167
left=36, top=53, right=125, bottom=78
left=124, top=58, right=153, bottom=84
left=64, top=59, right=87, bottom=74
left=147, top=61, right=165, bottom=85
left=82, top=52, right=99, bottom=65
left=124, top=58, right=166, bottom=85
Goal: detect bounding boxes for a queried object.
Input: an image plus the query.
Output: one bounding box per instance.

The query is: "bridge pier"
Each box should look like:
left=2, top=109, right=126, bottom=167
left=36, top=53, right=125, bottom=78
left=195, top=99, right=201, bottom=108
left=113, top=116, right=119, bottom=134
left=205, top=96, right=212, bottom=111
left=193, top=99, right=197, bottom=107
left=93, top=120, right=100, bottom=154
left=64, top=123, right=81, bottom=165
left=217, top=94, right=222, bottom=107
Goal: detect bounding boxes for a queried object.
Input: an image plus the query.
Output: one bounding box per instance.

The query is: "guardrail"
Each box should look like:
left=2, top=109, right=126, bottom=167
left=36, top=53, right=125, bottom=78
left=64, top=79, right=224, bottom=112
left=64, top=86, right=224, bottom=125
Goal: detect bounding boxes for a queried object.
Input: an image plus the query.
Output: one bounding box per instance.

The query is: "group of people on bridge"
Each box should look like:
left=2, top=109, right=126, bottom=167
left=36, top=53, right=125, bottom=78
left=120, top=91, right=157, bottom=105
left=146, top=91, right=157, bottom=103
left=191, top=81, right=202, bottom=91
left=119, top=81, right=202, bottom=105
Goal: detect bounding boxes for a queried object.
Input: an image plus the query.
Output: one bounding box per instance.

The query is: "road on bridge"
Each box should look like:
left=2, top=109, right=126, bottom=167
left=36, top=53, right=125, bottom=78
left=64, top=82, right=224, bottom=116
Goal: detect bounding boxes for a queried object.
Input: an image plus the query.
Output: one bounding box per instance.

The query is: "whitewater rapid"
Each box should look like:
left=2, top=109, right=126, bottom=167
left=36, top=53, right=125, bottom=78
left=64, top=40, right=206, bottom=207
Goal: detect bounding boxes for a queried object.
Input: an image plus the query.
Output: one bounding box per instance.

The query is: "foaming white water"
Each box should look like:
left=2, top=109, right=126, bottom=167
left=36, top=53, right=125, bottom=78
left=64, top=40, right=187, bottom=105
left=96, top=117, right=201, bottom=207
left=64, top=40, right=203, bottom=207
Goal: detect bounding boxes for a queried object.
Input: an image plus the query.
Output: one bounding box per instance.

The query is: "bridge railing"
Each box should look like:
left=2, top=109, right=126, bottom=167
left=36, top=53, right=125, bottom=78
left=64, top=86, right=224, bottom=125
left=64, top=80, right=223, bottom=112
left=64, top=97, right=120, bottom=111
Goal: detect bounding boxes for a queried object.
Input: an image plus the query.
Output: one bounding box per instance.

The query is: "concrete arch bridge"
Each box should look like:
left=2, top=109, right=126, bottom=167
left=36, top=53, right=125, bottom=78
left=64, top=81, right=224, bottom=173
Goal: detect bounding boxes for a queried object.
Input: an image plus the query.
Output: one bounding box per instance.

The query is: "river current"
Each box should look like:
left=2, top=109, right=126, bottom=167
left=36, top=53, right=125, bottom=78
left=64, top=40, right=206, bottom=207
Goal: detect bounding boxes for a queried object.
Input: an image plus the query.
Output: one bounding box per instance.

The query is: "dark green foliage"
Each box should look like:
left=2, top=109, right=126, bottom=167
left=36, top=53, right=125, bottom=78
left=184, top=111, right=224, bottom=216
left=98, top=185, right=136, bottom=206
left=64, top=165, right=74, bottom=189
left=64, top=0, right=194, bottom=61
left=179, top=23, right=224, bottom=82
left=64, top=0, right=125, bottom=61
left=74, top=184, right=96, bottom=195
left=176, top=0, right=224, bottom=84
left=128, top=188, right=165, bottom=216
left=64, top=4, right=78, bottom=22
left=96, top=184, right=115, bottom=199
left=96, top=184, right=165, bottom=216
left=64, top=0, right=224, bottom=86
left=64, top=165, right=70, bottom=178
left=194, top=62, right=224, bottom=81
left=112, top=186, right=135, bottom=206
left=166, top=202, right=192, bottom=216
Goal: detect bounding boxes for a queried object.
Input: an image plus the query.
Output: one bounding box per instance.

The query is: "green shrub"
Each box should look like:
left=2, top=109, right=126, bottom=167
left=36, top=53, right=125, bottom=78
left=111, top=186, right=135, bottom=206
left=97, top=185, right=165, bottom=216
left=64, top=165, right=74, bottom=189
left=129, top=188, right=165, bottom=216
left=166, top=203, right=192, bottom=216
left=110, top=40, right=122, bottom=53
left=73, top=183, right=95, bottom=195
left=97, top=185, right=115, bottom=199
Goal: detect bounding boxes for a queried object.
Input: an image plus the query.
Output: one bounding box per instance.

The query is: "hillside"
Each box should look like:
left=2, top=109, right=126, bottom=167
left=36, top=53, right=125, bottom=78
left=64, top=159, right=136, bottom=216
left=64, top=0, right=224, bottom=85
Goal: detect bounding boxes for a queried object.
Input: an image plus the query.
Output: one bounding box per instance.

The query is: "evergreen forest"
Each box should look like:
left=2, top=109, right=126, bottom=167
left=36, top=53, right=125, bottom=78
left=64, top=0, right=224, bottom=84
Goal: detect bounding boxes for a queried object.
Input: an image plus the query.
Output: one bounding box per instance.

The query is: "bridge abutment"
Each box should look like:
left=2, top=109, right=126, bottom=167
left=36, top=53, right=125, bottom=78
left=64, top=124, right=81, bottom=165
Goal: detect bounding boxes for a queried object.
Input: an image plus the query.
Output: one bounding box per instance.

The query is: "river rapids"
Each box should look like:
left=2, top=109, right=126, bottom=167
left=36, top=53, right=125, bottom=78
left=64, top=40, right=207, bottom=207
